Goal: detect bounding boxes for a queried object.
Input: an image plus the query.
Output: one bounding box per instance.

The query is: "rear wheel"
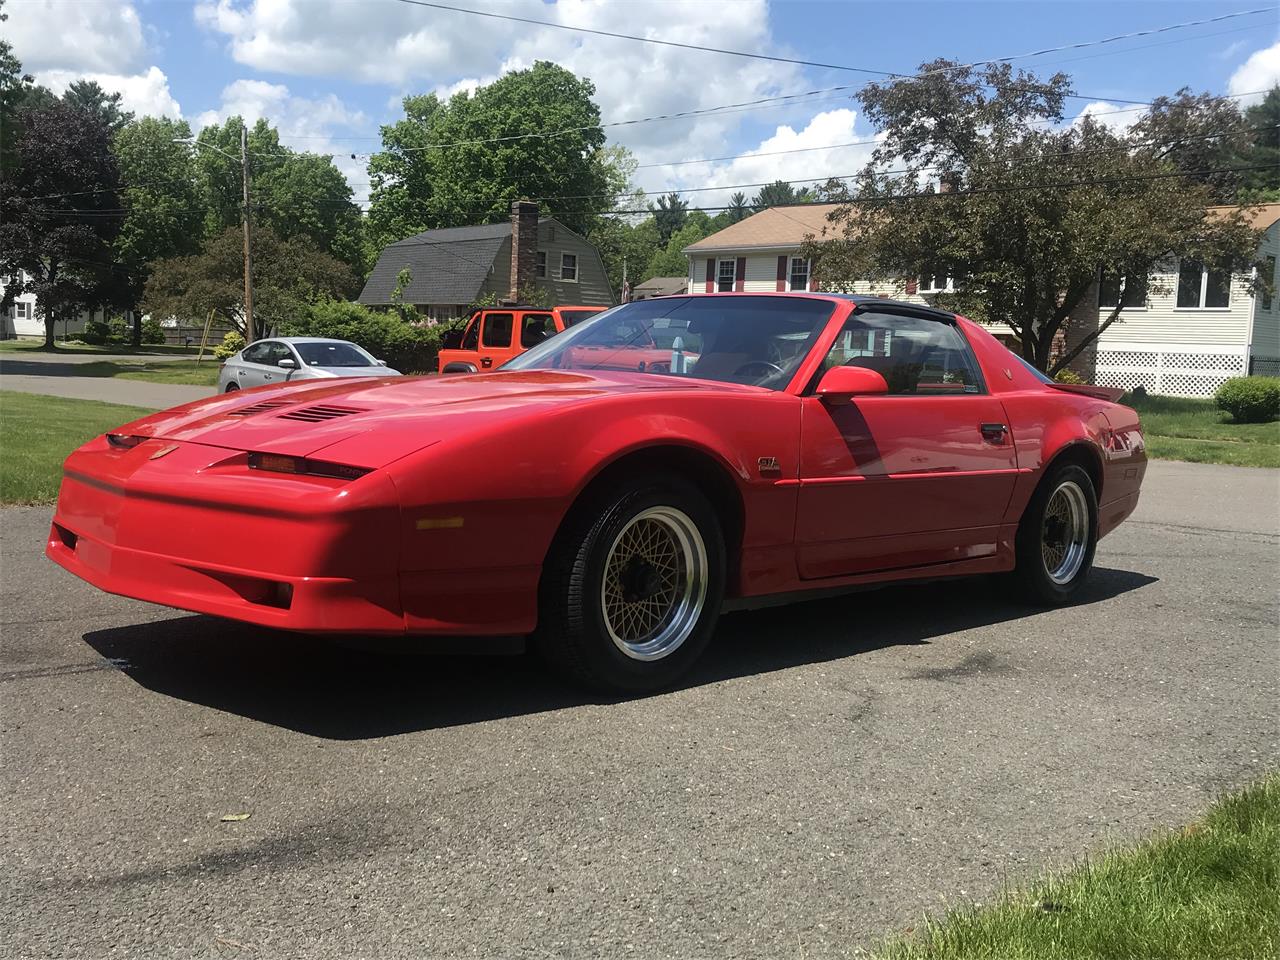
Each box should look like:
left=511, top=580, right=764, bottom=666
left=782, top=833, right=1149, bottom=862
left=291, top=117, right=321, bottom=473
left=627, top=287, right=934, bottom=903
left=224, top=383, right=240, bottom=393
left=1015, top=463, right=1098, bottom=604
left=536, top=477, right=725, bottom=692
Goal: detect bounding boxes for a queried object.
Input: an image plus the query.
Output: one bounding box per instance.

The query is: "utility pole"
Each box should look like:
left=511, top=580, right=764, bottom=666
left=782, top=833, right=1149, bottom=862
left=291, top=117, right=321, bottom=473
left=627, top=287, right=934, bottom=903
left=240, top=124, right=255, bottom=344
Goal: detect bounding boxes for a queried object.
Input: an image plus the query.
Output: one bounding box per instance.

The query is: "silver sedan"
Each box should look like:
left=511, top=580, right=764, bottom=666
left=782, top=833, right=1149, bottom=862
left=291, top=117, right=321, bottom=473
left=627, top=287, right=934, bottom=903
left=217, top=337, right=402, bottom=392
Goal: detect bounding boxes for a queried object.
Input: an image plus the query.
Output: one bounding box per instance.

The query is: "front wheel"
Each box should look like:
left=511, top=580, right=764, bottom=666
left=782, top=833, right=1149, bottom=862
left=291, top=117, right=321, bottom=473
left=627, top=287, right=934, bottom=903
left=224, top=382, right=240, bottom=393
left=1015, top=463, right=1098, bottom=604
left=536, top=478, right=725, bottom=693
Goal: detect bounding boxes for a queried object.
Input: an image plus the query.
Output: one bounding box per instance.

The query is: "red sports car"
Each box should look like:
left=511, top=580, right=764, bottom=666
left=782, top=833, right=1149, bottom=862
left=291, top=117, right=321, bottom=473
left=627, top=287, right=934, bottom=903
left=47, top=294, right=1146, bottom=691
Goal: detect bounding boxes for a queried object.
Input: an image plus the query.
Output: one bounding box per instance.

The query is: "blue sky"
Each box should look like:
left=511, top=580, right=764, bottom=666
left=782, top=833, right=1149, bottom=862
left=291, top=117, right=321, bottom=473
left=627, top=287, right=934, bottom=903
left=6, top=0, right=1278, bottom=206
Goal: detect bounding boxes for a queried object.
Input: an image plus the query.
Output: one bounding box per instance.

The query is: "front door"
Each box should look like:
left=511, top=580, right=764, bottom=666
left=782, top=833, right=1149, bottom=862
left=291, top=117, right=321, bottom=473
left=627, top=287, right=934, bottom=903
left=236, top=341, right=276, bottom=388
left=478, top=311, right=516, bottom=370
left=795, top=309, right=1018, bottom=579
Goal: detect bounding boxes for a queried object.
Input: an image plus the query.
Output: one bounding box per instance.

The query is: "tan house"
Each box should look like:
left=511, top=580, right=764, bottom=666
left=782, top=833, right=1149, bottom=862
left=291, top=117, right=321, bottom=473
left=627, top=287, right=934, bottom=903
left=685, top=202, right=1280, bottom=397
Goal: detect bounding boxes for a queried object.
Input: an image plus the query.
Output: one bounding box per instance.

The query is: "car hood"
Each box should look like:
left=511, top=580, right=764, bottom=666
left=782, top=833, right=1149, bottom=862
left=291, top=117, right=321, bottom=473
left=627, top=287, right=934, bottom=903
left=118, top=370, right=747, bottom=468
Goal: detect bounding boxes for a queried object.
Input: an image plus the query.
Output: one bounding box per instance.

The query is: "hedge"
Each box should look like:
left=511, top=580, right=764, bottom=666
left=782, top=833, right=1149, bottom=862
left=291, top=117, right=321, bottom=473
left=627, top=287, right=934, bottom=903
left=1214, top=376, right=1280, bottom=424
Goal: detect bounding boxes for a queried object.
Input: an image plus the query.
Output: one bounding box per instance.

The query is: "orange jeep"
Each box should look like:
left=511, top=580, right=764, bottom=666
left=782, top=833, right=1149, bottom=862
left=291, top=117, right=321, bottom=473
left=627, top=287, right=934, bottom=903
left=437, top=305, right=608, bottom=374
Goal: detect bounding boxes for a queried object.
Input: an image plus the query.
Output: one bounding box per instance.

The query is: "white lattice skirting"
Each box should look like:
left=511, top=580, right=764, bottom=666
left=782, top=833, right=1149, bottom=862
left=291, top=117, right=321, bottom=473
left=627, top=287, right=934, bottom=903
left=1092, top=345, right=1248, bottom=398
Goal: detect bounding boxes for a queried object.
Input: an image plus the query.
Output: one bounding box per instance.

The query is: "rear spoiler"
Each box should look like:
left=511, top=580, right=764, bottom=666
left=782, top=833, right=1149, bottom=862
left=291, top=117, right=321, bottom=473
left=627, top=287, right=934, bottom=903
left=1049, top=382, right=1126, bottom=403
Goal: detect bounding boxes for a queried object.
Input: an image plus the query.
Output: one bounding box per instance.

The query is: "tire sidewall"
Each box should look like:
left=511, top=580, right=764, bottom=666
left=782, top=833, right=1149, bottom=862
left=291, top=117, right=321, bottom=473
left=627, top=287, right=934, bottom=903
left=566, top=480, right=725, bottom=692
left=1018, top=462, right=1099, bottom=604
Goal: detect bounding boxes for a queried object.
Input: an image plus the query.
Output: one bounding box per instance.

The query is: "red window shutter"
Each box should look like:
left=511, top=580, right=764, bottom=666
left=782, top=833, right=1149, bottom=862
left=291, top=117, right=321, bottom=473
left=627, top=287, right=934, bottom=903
left=734, top=257, right=746, bottom=292
left=807, top=264, right=817, bottom=292
left=905, top=277, right=918, bottom=295
left=705, top=258, right=715, bottom=294
left=776, top=256, right=788, bottom=292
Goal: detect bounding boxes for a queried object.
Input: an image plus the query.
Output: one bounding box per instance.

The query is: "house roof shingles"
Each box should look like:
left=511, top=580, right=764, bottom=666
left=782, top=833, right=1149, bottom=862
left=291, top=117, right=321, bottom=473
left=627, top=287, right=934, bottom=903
left=633, top=276, right=687, bottom=296
left=683, top=204, right=842, bottom=254
left=358, top=222, right=519, bottom=306
left=1208, top=202, right=1280, bottom=232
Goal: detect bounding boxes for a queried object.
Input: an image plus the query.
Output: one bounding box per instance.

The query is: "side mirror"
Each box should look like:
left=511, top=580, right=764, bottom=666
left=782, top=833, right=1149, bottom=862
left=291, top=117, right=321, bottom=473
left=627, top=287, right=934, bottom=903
left=375, top=358, right=387, bottom=366
left=278, top=358, right=297, bottom=370
left=815, top=365, right=889, bottom=404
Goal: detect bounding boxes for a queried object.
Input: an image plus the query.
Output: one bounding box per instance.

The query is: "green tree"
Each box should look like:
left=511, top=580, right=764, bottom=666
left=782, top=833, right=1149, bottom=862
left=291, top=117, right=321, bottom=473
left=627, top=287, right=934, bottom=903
left=142, top=224, right=357, bottom=335
left=589, top=214, right=660, bottom=297
left=644, top=221, right=710, bottom=281
left=807, top=61, right=1265, bottom=373
left=0, top=101, right=121, bottom=348
left=113, top=116, right=203, bottom=344
left=1129, top=89, right=1252, bottom=204
left=652, top=192, right=689, bottom=246
left=1237, top=87, right=1280, bottom=202
left=367, top=62, right=617, bottom=246
left=61, top=79, right=133, bottom=133
left=751, top=180, right=813, bottom=211
left=0, top=0, right=54, bottom=178
left=726, top=191, right=751, bottom=223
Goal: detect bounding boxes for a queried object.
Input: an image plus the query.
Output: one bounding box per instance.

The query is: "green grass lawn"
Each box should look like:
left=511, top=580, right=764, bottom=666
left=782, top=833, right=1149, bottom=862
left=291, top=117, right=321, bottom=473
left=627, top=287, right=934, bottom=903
left=70, top=359, right=222, bottom=386
left=0, top=391, right=151, bottom=504
left=1123, top=393, right=1280, bottom=468
left=876, top=774, right=1279, bottom=960
left=0, top=338, right=202, bottom=356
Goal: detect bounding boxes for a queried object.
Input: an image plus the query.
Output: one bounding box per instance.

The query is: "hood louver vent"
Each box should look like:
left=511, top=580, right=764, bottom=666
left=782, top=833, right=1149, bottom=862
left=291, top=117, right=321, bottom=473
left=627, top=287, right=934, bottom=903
left=227, top=399, right=293, bottom=417
left=277, top=404, right=367, bottom=423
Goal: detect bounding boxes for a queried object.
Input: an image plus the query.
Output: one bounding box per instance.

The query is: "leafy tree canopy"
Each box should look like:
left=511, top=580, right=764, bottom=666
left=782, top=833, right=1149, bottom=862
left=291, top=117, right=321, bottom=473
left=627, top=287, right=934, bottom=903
left=805, top=60, right=1265, bottom=373
left=143, top=224, right=357, bottom=335
left=652, top=192, right=689, bottom=246
left=751, top=180, right=814, bottom=211
left=366, top=62, right=626, bottom=248
left=61, top=79, right=133, bottom=133
left=0, top=100, right=121, bottom=347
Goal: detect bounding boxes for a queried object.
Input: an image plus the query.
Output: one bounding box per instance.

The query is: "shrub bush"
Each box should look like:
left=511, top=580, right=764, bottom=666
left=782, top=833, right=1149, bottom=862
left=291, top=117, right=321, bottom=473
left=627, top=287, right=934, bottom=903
left=1054, top=368, right=1085, bottom=385
left=1214, top=376, right=1280, bottom=423
left=81, top=318, right=111, bottom=345
left=283, top=298, right=443, bottom=373
left=141, top=317, right=167, bottom=345
left=213, top=331, right=246, bottom=360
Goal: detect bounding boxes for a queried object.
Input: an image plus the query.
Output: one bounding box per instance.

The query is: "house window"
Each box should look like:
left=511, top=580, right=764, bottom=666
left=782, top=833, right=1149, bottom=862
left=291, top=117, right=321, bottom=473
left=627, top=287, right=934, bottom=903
left=788, top=257, right=810, bottom=291
left=716, top=259, right=736, bottom=292
left=13, top=302, right=31, bottom=320
left=560, top=253, right=577, bottom=282
left=1097, top=268, right=1147, bottom=309
left=536, top=251, right=547, bottom=279
left=1263, top=256, right=1276, bottom=311
left=918, top=266, right=951, bottom=294
left=1176, top=260, right=1231, bottom=309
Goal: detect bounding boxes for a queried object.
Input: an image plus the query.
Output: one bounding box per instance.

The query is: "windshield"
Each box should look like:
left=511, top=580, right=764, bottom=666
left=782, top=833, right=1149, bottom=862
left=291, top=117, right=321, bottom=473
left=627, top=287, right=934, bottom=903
left=560, top=308, right=605, bottom=327
left=294, top=341, right=376, bottom=367
left=506, top=296, right=835, bottom=389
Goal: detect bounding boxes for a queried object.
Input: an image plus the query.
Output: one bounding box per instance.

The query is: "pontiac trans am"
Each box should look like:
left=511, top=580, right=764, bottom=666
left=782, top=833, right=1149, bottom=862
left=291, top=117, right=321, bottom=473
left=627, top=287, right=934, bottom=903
left=46, top=294, right=1146, bottom=692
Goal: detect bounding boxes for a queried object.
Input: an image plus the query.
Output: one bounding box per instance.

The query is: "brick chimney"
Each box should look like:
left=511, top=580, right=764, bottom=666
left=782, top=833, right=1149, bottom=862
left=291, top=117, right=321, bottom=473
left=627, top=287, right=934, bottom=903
left=509, top=200, right=539, bottom=301
left=939, top=171, right=961, bottom=194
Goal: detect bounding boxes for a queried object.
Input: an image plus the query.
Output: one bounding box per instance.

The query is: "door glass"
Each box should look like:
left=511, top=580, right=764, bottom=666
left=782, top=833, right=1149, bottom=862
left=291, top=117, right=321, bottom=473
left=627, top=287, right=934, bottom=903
left=461, top=318, right=480, bottom=350
left=482, top=313, right=514, bottom=348
left=521, top=314, right=555, bottom=347
left=242, top=342, right=270, bottom=364
left=820, top=311, right=984, bottom=394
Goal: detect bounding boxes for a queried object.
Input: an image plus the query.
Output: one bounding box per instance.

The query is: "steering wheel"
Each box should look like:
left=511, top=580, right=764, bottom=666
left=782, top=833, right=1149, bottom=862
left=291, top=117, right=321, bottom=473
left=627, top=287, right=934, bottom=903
left=733, top=360, right=784, bottom=382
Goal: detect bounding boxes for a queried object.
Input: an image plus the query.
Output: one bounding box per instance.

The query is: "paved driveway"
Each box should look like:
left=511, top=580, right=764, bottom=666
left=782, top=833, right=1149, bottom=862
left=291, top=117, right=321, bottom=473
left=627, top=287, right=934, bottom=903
left=0, top=353, right=212, bottom=408
left=2, top=461, right=1276, bottom=959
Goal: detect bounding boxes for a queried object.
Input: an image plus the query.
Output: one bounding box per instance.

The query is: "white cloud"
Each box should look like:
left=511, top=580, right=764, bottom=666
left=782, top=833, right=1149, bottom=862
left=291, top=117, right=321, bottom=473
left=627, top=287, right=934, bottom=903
left=196, top=80, right=372, bottom=202
left=6, top=0, right=146, bottom=73
left=194, top=0, right=804, bottom=176
left=37, top=66, right=183, bottom=119
left=648, top=108, right=876, bottom=210
left=1228, top=41, right=1280, bottom=107
left=1071, top=100, right=1145, bottom=135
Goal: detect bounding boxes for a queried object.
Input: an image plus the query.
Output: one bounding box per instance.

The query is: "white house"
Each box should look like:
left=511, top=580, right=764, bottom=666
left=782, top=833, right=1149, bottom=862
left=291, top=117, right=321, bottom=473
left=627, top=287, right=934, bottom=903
left=1, top=272, right=91, bottom=340
left=684, top=201, right=1280, bottom=397
left=1063, top=203, right=1280, bottom=396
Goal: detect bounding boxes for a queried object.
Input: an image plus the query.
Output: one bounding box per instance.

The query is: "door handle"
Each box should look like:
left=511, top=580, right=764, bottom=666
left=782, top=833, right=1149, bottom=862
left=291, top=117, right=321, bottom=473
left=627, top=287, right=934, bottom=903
left=981, top=423, right=1008, bottom=443
left=481, top=357, right=493, bottom=368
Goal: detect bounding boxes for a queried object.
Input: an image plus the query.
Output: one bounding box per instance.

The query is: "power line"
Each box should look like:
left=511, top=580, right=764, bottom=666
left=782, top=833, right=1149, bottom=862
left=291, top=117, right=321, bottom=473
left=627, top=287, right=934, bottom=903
left=391, top=0, right=1270, bottom=95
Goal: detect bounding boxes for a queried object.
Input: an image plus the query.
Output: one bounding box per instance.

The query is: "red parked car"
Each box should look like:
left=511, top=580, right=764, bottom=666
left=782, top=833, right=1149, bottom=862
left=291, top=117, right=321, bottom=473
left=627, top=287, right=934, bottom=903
left=47, top=294, right=1145, bottom=692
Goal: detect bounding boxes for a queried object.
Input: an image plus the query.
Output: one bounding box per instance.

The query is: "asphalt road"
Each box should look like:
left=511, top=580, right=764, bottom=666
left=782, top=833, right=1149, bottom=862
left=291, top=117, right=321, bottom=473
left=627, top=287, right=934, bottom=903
left=0, top=353, right=212, bottom=408
left=2, top=460, right=1277, bottom=959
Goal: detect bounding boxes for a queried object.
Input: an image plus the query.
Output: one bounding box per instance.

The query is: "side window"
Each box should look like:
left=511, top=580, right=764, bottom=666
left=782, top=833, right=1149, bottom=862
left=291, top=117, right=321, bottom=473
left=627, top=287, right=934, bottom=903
left=242, top=342, right=270, bottom=363
left=482, top=312, right=514, bottom=348
left=461, top=317, right=480, bottom=350
left=560, top=253, right=578, bottom=282
left=268, top=342, right=294, bottom=365
left=521, top=313, right=555, bottom=348
left=821, top=311, right=983, bottom=395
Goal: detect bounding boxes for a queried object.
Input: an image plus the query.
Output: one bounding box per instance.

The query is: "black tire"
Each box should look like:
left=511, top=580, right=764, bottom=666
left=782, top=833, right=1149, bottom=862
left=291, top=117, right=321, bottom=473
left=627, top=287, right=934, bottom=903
left=535, top=476, right=725, bottom=693
left=225, top=383, right=240, bottom=392
left=1015, top=462, right=1098, bottom=605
